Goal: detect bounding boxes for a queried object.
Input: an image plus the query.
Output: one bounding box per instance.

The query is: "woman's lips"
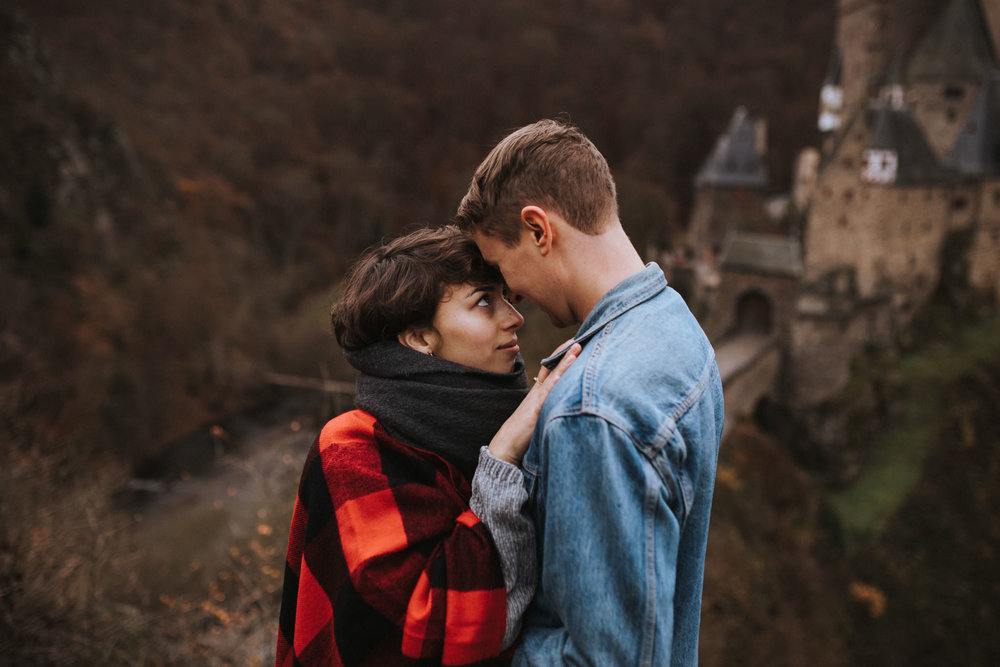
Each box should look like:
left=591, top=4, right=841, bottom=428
left=498, top=340, right=520, bottom=353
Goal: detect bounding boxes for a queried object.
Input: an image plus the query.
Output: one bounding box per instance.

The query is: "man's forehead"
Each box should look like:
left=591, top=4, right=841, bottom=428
left=472, top=231, right=507, bottom=262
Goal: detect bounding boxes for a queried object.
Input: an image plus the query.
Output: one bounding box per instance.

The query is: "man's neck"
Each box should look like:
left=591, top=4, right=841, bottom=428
left=562, top=220, right=646, bottom=323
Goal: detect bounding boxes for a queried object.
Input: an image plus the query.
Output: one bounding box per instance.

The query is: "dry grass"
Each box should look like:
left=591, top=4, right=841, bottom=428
left=0, top=405, right=316, bottom=666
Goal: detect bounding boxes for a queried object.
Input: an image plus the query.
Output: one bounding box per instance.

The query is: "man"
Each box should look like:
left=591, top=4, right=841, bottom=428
left=455, top=119, right=724, bottom=666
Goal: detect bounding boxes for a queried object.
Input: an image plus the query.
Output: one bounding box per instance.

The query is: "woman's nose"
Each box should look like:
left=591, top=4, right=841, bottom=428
left=502, top=300, right=524, bottom=330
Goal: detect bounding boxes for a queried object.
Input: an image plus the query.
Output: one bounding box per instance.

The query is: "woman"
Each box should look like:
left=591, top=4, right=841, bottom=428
left=275, top=226, right=579, bottom=666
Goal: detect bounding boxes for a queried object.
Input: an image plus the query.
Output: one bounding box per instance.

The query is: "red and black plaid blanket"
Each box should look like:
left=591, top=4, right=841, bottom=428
left=276, top=409, right=511, bottom=666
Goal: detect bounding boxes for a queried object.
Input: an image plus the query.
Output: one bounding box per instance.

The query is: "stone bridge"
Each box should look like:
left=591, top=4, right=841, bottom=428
left=714, top=332, right=781, bottom=439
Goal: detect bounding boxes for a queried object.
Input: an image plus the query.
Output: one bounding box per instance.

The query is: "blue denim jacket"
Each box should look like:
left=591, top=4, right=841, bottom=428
left=514, top=264, right=724, bottom=666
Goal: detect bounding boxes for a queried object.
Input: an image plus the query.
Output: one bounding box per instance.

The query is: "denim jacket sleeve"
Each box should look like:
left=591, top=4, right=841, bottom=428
left=514, top=414, right=685, bottom=666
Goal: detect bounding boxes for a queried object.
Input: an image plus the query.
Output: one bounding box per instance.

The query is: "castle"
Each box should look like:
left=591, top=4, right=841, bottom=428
left=683, top=0, right=1000, bottom=407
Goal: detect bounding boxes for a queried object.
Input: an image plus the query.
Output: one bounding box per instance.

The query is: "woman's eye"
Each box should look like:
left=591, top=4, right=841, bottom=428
left=476, top=295, right=491, bottom=307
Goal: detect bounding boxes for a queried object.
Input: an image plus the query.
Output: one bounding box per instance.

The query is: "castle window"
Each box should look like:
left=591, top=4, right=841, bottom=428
left=951, top=197, right=968, bottom=211
left=861, top=148, right=897, bottom=184
left=943, top=85, right=964, bottom=99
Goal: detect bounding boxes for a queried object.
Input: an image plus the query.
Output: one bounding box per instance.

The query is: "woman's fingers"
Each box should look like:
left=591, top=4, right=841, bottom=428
left=535, top=338, right=580, bottom=382
left=488, top=344, right=581, bottom=466
left=488, top=343, right=580, bottom=466
left=533, top=343, right=581, bottom=390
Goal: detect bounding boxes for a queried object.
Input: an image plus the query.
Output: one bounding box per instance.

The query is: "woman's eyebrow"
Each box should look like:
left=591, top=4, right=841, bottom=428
left=465, top=284, right=496, bottom=299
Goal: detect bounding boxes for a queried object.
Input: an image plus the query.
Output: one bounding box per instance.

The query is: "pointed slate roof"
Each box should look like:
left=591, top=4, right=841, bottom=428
left=905, top=0, right=998, bottom=83
left=947, top=70, right=1000, bottom=175
left=865, top=101, right=957, bottom=184
left=695, top=106, right=768, bottom=189
left=719, top=231, right=803, bottom=278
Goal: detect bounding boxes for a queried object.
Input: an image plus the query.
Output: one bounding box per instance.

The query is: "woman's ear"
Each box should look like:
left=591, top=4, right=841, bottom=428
left=397, top=327, right=437, bottom=356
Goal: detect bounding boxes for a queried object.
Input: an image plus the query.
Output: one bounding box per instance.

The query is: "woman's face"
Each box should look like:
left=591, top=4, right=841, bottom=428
left=428, top=282, right=525, bottom=373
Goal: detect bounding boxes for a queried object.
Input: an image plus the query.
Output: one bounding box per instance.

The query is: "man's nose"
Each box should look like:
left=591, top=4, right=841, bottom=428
left=507, top=291, right=525, bottom=305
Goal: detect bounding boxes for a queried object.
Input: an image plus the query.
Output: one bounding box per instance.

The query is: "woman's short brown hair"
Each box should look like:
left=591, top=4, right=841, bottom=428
left=331, top=225, right=503, bottom=350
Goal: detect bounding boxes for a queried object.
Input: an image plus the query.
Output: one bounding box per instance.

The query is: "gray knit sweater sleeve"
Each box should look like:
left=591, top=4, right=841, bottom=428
left=470, top=446, right=537, bottom=650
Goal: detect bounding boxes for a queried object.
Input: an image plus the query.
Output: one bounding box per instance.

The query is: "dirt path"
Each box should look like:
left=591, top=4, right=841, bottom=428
left=111, top=397, right=327, bottom=665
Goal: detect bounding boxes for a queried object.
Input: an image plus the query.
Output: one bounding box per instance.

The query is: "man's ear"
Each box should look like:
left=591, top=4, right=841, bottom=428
left=397, top=326, right=437, bottom=356
left=521, top=206, right=554, bottom=255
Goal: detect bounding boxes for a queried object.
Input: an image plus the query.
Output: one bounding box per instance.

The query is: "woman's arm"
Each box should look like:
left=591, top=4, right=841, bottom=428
left=470, top=448, right=535, bottom=649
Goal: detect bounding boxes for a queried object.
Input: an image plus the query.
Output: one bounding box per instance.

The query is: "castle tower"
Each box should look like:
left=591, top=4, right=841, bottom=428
left=688, top=106, right=769, bottom=258
left=904, top=0, right=999, bottom=161
left=947, top=69, right=1000, bottom=175
left=808, top=99, right=952, bottom=298
left=951, top=69, right=1000, bottom=302
left=836, top=0, right=893, bottom=115
left=792, top=94, right=956, bottom=405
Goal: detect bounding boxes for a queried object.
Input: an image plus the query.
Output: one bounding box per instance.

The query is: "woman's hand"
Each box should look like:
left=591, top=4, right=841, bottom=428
left=488, top=341, right=582, bottom=466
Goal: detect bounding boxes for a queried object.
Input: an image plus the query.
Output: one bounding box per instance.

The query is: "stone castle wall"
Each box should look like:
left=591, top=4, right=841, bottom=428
left=704, top=270, right=800, bottom=343
left=788, top=297, right=893, bottom=405
left=803, top=119, right=952, bottom=314
left=688, top=188, right=770, bottom=255
left=968, top=178, right=1000, bottom=302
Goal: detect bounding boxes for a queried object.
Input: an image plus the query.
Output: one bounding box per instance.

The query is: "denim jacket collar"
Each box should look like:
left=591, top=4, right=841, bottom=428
left=541, top=263, right=667, bottom=369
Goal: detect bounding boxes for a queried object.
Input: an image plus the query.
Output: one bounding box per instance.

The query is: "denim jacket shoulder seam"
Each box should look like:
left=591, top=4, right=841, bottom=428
left=559, top=351, right=718, bottom=459
left=646, top=353, right=715, bottom=457
left=571, top=275, right=665, bottom=350
left=581, top=324, right=612, bottom=411
left=542, top=408, right=647, bottom=456
left=667, top=352, right=717, bottom=426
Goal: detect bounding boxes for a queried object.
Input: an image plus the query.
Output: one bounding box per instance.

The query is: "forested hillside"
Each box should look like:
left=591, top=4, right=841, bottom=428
left=2, top=0, right=836, bottom=466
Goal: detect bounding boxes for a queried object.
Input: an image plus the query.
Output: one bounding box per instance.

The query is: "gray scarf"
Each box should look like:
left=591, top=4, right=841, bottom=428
left=344, top=341, right=528, bottom=481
